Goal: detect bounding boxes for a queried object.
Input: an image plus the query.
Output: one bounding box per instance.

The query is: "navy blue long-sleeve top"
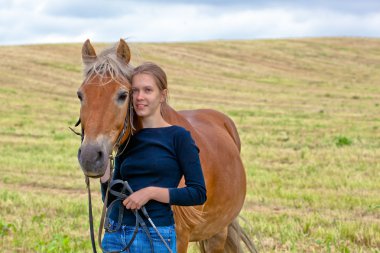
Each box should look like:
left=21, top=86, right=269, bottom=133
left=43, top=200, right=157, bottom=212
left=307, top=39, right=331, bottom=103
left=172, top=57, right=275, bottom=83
left=101, top=125, right=207, bottom=226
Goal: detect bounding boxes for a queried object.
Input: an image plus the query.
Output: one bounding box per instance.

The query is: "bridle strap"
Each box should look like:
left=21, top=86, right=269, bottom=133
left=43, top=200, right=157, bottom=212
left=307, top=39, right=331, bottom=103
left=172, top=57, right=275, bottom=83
left=114, top=114, right=129, bottom=150
left=114, top=99, right=135, bottom=153
left=86, top=176, right=98, bottom=253
left=97, top=156, right=113, bottom=252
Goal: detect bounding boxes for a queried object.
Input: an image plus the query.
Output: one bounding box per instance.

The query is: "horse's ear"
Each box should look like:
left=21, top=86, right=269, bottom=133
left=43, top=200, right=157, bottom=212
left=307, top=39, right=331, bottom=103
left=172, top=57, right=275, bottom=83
left=116, top=38, right=131, bottom=64
left=82, top=39, right=97, bottom=63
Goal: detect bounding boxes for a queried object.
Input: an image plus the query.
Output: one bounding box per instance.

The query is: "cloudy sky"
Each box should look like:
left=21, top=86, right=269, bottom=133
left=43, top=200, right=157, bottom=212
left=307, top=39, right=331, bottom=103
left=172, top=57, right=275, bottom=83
left=1, top=0, right=380, bottom=45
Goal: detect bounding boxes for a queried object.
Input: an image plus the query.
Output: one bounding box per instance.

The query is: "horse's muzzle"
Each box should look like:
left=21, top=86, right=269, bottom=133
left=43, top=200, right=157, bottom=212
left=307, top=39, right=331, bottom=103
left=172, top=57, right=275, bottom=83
left=78, top=141, right=109, bottom=178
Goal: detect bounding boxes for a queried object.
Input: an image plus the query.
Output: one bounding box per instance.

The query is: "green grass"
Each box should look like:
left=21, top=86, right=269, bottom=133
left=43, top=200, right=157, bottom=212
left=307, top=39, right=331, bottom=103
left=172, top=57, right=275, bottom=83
left=1, top=38, right=380, bottom=252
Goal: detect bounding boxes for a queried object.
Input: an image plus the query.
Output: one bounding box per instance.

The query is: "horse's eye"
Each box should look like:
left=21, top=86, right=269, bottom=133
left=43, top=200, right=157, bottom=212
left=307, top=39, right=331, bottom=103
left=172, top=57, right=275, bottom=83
left=117, top=92, right=128, bottom=102
left=77, top=91, right=83, bottom=101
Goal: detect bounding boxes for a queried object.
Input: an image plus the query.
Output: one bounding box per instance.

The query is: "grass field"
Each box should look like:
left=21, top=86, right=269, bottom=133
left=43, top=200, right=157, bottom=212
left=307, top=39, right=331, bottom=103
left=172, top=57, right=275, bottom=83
left=0, top=38, right=379, bottom=252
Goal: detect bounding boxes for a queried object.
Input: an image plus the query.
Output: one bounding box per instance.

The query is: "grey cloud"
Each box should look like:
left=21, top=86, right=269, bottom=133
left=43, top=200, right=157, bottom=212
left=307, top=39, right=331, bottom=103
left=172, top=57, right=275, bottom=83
left=0, top=0, right=379, bottom=45
left=40, top=0, right=135, bottom=18
left=135, top=0, right=380, bottom=14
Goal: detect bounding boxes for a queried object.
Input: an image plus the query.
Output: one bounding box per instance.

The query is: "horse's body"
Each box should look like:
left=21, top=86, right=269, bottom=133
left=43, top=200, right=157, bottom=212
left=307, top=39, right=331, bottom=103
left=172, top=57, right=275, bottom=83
left=77, top=39, right=254, bottom=253
left=162, top=105, right=247, bottom=250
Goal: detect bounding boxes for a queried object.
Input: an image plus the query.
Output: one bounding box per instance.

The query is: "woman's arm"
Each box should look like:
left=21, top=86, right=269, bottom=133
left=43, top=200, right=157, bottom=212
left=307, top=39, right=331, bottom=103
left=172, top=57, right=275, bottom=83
left=123, top=186, right=169, bottom=210
left=169, top=130, right=207, bottom=206
left=122, top=129, right=207, bottom=210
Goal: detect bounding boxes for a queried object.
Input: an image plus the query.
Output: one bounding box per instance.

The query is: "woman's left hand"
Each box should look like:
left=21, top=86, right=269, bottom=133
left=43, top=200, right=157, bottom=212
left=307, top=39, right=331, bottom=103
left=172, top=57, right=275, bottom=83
left=123, top=187, right=152, bottom=210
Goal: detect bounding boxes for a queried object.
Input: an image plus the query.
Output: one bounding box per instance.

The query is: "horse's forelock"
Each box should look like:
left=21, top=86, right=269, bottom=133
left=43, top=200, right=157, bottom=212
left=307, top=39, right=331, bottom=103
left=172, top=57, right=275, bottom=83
left=83, top=44, right=133, bottom=86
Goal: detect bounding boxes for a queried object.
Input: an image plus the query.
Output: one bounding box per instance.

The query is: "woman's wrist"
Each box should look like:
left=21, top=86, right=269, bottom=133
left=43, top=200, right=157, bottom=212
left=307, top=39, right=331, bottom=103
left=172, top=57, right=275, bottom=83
left=147, top=186, right=169, bottom=203
left=146, top=186, right=156, bottom=199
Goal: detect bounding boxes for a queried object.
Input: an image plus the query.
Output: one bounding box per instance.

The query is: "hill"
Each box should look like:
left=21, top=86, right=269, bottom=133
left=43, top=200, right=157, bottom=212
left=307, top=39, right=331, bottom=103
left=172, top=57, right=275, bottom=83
left=0, top=38, right=379, bottom=252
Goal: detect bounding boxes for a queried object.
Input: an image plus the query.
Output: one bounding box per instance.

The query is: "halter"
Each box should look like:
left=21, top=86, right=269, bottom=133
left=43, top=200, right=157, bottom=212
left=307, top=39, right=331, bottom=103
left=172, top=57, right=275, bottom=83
left=70, top=99, right=173, bottom=253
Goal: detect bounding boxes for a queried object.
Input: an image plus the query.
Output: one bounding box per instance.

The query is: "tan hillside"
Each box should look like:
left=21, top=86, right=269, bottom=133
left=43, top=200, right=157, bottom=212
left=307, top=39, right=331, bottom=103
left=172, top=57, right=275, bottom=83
left=0, top=38, right=379, bottom=252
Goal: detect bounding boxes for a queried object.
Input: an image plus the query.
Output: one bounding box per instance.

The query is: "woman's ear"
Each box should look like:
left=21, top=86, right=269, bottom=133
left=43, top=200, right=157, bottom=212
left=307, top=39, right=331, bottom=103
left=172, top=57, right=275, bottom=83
left=161, top=89, right=168, bottom=103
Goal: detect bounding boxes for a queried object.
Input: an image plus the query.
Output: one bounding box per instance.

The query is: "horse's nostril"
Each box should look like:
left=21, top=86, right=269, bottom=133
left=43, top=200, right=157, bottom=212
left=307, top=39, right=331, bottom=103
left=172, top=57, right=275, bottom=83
left=78, top=148, right=82, bottom=157
left=97, top=151, right=103, bottom=161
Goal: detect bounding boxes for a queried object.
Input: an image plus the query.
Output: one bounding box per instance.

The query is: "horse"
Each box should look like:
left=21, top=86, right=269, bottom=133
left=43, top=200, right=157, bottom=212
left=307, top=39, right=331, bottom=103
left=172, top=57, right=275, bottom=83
left=76, top=38, right=255, bottom=253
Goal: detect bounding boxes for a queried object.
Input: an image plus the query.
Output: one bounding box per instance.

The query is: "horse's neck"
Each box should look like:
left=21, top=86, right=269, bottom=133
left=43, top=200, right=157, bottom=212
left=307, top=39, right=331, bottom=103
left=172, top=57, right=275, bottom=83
left=133, top=103, right=201, bottom=143
left=161, top=104, right=204, bottom=148
left=133, top=103, right=189, bottom=130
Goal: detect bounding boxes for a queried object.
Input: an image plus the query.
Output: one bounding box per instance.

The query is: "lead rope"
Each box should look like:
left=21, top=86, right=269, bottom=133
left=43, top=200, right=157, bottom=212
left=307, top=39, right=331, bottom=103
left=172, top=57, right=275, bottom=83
left=86, top=155, right=173, bottom=253
left=97, top=155, right=113, bottom=252
left=86, top=155, right=125, bottom=253
left=97, top=154, right=151, bottom=253
left=86, top=176, right=98, bottom=253
left=99, top=155, right=154, bottom=253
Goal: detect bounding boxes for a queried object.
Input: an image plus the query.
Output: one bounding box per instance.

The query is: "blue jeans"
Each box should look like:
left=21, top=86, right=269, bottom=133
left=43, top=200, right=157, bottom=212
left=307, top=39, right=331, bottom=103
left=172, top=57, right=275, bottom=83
left=101, top=219, right=177, bottom=253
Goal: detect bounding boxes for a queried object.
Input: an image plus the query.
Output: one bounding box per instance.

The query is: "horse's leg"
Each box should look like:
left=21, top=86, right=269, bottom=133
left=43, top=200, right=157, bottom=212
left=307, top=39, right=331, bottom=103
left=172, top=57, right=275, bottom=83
left=176, top=230, right=190, bottom=253
left=202, top=227, right=228, bottom=253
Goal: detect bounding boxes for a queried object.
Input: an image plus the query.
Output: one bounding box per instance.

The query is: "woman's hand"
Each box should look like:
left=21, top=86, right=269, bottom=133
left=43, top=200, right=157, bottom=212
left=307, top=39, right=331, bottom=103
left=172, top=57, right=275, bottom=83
left=122, top=187, right=170, bottom=210
left=123, top=187, right=152, bottom=210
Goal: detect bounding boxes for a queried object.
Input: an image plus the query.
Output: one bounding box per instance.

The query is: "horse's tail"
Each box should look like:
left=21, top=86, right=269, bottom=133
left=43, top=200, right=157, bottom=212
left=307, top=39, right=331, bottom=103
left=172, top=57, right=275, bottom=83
left=197, top=217, right=257, bottom=253
left=225, top=217, right=257, bottom=253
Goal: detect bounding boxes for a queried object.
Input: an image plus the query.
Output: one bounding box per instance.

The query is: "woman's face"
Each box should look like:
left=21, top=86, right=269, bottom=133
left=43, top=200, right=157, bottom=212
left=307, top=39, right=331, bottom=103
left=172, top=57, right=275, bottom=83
left=131, top=73, right=166, bottom=119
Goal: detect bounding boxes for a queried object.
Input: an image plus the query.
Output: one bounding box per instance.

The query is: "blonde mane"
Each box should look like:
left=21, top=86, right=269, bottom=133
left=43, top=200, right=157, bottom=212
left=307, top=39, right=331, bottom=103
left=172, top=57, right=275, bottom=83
left=83, top=44, right=134, bottom=85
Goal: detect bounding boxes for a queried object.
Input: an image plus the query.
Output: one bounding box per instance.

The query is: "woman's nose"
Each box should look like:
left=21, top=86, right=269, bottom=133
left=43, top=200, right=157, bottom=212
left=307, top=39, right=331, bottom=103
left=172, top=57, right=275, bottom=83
left=135, top=92, right=143, bottom=100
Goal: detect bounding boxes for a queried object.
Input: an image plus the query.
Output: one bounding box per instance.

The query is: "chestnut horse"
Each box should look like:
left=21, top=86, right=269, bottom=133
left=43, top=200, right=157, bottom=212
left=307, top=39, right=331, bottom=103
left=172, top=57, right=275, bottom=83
left=76, top=39, right=255, bottom=253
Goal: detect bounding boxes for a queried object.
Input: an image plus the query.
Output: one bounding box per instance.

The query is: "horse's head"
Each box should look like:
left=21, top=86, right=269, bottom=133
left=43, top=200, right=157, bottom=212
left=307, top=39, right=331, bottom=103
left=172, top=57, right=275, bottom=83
left=77, top=39, right=134, bottom=178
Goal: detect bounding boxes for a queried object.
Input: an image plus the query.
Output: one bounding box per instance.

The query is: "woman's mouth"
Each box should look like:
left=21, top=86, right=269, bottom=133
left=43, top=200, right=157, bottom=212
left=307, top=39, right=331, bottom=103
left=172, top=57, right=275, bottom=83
left=136, top=104, right=146, bottom=110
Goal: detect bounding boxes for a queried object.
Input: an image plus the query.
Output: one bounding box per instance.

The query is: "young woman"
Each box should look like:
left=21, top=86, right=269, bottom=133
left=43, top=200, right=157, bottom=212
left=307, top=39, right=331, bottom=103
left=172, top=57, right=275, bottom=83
left=100, top=62, right=207, bottom=253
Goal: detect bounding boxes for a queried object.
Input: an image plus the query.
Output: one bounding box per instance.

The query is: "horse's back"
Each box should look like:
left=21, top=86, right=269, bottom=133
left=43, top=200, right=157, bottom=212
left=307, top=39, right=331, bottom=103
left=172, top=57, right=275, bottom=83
left=179, top=109, right=241, bottom=152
